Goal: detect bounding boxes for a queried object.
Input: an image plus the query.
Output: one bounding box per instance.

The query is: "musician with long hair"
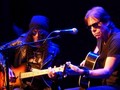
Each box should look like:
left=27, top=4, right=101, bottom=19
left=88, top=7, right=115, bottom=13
left=0, top=15, right=62, bottom=90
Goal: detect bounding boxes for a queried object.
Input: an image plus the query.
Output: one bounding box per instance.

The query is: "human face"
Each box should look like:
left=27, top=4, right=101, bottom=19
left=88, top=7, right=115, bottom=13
left=87, top=17, right=109, bottom=40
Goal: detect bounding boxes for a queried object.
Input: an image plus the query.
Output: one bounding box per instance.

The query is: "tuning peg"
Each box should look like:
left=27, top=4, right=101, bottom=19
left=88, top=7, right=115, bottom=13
left=60, top=64, right=64, bottom=68
left=66, top=61, right=71, bottom=67
left=53, top=66, right=56, bottom=68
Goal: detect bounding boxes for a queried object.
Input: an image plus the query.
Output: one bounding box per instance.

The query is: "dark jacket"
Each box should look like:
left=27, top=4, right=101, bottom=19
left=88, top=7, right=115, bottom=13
left=0, top=33, right=61, bottom=90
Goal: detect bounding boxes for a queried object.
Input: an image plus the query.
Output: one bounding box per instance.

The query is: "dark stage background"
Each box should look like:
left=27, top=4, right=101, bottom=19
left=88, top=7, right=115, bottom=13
left=0, top=0, right=120, bottom=89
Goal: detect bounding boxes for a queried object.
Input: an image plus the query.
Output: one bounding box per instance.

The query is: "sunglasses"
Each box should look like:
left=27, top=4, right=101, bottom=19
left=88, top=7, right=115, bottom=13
left=87, top=21, right=101, bottom=30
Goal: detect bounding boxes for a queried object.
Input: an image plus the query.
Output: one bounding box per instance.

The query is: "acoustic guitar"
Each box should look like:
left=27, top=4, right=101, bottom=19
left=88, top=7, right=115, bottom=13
left=2, top=64, right=64, bottom=88
left=78, top=52, right=100, bottom=89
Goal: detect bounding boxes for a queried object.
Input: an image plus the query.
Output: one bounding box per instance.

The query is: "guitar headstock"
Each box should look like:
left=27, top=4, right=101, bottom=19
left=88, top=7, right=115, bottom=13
left=53, top=64, right=65, bottom=72
left=52, top=64, right=70, bottom=78
left=65, top=61, right=71, bottom=67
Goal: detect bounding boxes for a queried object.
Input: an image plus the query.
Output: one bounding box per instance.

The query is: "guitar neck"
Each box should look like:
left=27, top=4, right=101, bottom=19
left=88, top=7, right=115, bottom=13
left=20, top=67, right=63, bottom=79
left=20, top=69, right=48, bottom=79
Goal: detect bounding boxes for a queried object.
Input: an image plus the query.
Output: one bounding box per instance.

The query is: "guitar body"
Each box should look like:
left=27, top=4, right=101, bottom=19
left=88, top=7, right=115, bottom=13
left=9, top=64, right=26, bottom=87
left=4, top=64, right=64, bottom=88
left=0, top=64, right=27, bottom=89
left=79, top=52, right=100, bottom=89
left=0, top=64, right=5, bottom=89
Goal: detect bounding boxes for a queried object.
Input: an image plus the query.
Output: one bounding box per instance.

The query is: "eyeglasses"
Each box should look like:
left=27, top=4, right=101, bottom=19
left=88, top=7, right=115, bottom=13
left=87, top=21, right=101, bottom=30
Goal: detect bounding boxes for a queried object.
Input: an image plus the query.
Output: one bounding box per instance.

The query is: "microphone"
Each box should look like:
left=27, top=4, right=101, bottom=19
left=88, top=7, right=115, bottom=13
left=53, top=28, right=78, bottom=34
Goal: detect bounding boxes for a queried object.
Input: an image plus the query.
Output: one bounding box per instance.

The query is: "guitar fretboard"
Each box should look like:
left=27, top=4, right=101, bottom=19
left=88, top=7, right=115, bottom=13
left=20, top=67, right=64, bottom=79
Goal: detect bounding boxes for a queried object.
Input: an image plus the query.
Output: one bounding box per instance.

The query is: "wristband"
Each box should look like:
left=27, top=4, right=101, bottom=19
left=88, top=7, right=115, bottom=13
left=83, top=69, right=89, bottom=76
left=82, top=68, right=90, bottom=76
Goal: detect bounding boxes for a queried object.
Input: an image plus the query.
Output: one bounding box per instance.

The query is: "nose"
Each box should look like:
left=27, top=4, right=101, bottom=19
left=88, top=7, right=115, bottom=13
left=32, top=29, right=39, bottom=36
left=91, top=26, right=97, bottom=33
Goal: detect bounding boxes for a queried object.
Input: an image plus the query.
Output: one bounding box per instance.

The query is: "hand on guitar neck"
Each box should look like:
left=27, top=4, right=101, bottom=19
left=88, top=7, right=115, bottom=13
left=48, top=62, right=82, bottom=79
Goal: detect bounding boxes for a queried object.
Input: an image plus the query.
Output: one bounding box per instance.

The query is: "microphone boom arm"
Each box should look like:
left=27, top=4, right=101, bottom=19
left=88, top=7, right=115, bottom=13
left=0, top=35, right=60, bottom=51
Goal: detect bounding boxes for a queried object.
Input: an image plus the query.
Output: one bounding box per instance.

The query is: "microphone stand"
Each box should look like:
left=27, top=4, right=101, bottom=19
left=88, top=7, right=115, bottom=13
left=0, top=35, right=60, bottom=90
left=5, top=56, right=9, bottom=90
left=1, top=35, right=60, bottom=50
